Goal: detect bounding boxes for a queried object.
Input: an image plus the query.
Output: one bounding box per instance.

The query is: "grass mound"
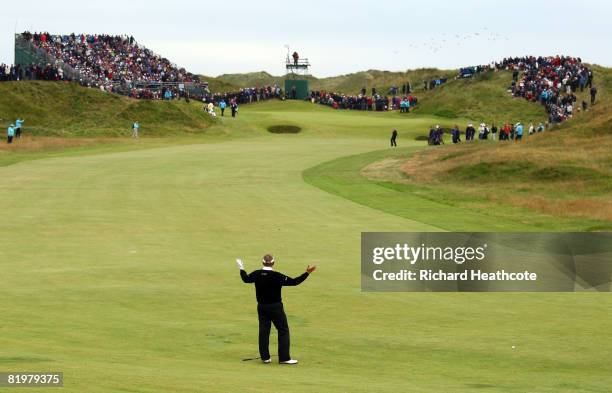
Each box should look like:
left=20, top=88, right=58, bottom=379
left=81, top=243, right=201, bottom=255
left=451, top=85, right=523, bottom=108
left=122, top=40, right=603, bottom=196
left=304, top=147, right=606, bottom=230
left=413, top=71, right=547, bottom=123
left=0, top=81, right=214, bottom=137
left=267, top=125, right=302, bottom=134
left=452, top=162, right=605, bottom=183
left=207, top=68, right=456, bottom=95
left=531, top=165, right=604, bottom=181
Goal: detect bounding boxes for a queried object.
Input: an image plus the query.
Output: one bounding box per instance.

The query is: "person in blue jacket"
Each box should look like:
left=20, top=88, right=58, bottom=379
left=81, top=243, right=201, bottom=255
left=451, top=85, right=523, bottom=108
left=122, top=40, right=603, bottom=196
left=219, top=100, right=227, bottom=116
left=7, top=124, right=15, bottom=144
left=515, top=122, right=524, bottom=142
left=132, top=121, right=140, bottom=138
left=15, top=118, right=24, bottom=138
left=451, top=125, right=461, bottom=144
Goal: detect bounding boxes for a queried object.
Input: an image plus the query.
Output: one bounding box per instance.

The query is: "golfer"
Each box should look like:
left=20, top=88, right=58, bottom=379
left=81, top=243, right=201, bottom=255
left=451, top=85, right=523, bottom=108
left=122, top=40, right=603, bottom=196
left=237, top=254, right=316, bottom=365
left=132, top=121, right=139, bottom=138
left=391, top=129, right=398, bottom=147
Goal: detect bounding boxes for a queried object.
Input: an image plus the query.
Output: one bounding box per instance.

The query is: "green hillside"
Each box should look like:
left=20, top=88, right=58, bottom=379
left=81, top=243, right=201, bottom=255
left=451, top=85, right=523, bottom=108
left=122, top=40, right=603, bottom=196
left=206, top=67, right=546, bottom=123
left=310, top=68, right=456, bottom=94
left=350, top=65, right=612, bottom=225
left=206, top=68, right=455, bottom=95
left=211, top=71, right=283, bottom=89
left=0, top=81, right=214, bottom=136
left=4, top=65, right=605, bottom=141
left=412, top=71, right=548, bottom=124
left=225, top=64, right=612, bottom=123
left=200, top=75, right=240, bottom=93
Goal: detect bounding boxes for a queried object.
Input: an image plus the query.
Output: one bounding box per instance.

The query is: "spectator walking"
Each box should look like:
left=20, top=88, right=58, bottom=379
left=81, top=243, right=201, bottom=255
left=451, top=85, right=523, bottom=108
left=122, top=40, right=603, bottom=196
left=501, top=123, right=511, bottom=141
left=219, top=100, right=227, bottom=116
left=590, top=86, right=597, bottom=105
left=478, top=123, right=487, bottom=140
left=15, top=118, right=24, bottom=139
left=132, top=121, right=139, bottom=138
left=429, top=125, right=444, bottom=145
left=7, top=124, right=15, bottom=144
left=515, top=122, right=524, bottom=142
left=465, top=123, right=476, bottom=141
left=451, top=125, right=461, bottom=144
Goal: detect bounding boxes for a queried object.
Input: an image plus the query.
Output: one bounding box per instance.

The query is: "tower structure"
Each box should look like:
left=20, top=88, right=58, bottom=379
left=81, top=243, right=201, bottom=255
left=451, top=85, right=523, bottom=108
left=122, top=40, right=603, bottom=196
left=284, top=47, right=310, bottom=100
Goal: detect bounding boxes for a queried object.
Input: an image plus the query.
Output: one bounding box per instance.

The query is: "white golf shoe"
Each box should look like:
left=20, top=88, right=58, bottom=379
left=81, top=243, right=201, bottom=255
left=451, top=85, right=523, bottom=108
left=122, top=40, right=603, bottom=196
left=280, top=359, right=298, bottom=365
left=262, top=359, right=271, bottom=364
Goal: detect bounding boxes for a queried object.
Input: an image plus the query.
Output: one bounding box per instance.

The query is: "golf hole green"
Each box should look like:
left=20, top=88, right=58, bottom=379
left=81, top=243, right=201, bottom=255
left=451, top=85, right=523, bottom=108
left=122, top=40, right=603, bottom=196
left=267, top=125, right=302, bottom=134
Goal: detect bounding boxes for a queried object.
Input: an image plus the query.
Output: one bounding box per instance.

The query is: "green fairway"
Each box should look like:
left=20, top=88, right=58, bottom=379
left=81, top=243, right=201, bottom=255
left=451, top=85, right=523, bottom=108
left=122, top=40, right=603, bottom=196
left=1, top=101, right=611, bottom=393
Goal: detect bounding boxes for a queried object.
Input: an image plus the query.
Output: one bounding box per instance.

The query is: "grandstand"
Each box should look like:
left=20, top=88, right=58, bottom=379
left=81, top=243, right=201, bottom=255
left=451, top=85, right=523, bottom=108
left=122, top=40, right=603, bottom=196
left=10, top=32, right=592, bottom=125
left=14, top=32, right=209, bottom=99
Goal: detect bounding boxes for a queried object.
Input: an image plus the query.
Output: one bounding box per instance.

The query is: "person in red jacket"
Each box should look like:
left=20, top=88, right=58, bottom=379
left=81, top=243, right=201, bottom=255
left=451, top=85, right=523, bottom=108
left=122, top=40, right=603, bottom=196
left=502, top=123, right=511, bottom=141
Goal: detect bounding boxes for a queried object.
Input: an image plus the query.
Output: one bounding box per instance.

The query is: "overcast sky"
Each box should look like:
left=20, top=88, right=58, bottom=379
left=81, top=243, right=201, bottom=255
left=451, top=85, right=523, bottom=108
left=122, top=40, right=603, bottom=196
left=1, top=0, right=611, bottom=77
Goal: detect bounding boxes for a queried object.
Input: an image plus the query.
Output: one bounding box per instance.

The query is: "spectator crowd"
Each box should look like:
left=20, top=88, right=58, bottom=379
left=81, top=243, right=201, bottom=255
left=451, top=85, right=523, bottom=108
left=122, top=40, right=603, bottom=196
left=207, top=85, right=282, bottom=105
left=310, top=90, right=418, bottom=112
left=458, top=56, right=596, bottom=124
left=3, top=37, right=600, bottom=122
left=1, top=62, right=65, bottom=81
left=5, top=32, right=286, bottom=108
left=19, top=31, right=201, bottom=95
left=427, top=121, right=548, bottom=146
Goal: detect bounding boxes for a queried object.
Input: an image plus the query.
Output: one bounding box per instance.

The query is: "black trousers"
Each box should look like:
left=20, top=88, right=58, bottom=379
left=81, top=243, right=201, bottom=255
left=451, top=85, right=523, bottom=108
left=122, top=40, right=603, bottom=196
left=390, top=137, right=397, bottom=147
left=257, top=302, right=290, bottom=361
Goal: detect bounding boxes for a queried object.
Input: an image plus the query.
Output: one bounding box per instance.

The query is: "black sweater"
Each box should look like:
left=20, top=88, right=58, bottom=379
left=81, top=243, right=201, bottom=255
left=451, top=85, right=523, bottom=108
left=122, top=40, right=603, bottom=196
left=240, top=269, right=309, bottom=304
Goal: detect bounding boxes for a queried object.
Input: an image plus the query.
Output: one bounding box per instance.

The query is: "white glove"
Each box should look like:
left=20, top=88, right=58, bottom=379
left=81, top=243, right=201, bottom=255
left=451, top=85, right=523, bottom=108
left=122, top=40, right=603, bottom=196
left=236, top=258, right=244, bottom=270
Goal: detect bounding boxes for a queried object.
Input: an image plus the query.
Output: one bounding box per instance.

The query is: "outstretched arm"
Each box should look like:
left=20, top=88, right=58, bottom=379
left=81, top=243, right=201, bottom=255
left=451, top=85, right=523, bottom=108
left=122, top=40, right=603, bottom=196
left=282, top=265, right=316, bottom=286
left=236, top=259, right=254, bottom=283
left=240, top=269, right=254, bottom=283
